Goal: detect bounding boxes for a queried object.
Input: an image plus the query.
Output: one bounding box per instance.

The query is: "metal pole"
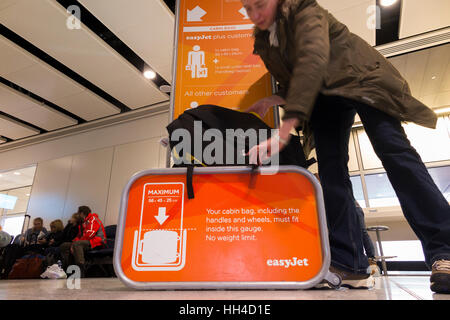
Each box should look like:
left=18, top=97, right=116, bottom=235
left=376, top=229, right=388, bottom=276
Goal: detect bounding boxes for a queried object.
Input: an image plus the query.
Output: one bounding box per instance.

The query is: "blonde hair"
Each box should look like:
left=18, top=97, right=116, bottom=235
left=50, top=219, right=64, bottom=232
left=71, top=213, right=83, bottom=224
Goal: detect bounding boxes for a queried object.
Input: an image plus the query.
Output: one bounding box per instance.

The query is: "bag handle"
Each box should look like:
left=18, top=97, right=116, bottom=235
left=186, top=165, right=195, bottom=200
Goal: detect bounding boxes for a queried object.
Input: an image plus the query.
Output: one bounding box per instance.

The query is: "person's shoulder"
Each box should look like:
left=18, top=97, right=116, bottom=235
left=280, top=0, right=317, bottom=17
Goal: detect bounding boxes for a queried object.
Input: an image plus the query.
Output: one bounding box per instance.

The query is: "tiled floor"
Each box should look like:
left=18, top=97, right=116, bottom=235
left=0, top=275, right=448, bottom=300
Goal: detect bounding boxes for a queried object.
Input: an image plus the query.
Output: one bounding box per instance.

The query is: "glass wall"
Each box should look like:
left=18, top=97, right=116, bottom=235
left=350, top=115, right=450, bottom=209
left=0, top=165, right=36, bottom=237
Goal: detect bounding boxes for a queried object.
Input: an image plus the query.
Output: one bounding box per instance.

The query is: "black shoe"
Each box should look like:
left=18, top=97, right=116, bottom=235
left=430, top=260, right=450, bottom=294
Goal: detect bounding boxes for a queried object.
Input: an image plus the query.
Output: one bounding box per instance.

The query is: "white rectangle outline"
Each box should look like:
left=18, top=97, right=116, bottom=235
left=134, top=182, right=185, bottom=268
left=183, top=24, right=255, bottom=32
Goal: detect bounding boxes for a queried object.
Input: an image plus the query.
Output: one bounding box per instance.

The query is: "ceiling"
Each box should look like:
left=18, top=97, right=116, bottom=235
left=0, top=0, right=448, bottom=148
left=0, top=165, right=36, bottom=191
left=0, top=0, right=174, bottom=145
left=389, top=43, right=450, bottom=109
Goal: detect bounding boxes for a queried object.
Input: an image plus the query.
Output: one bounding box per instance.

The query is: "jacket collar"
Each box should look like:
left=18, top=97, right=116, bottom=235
left=253, top=1, right=289, bottom=52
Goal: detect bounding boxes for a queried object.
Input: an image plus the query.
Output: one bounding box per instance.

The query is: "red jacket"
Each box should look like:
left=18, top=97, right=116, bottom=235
left=74, top=213, right=106, bottom=249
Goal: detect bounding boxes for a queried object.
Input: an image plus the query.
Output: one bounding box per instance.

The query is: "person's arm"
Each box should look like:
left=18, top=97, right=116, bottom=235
left=282, top=2, right=330, bottom=123
left=52, top=232, right=64, bottom=247
left=246, top=95, right=286, bottom=119
left=73, top=225, right=82, bottom=242
left=79, top=217, right=100, bottom=241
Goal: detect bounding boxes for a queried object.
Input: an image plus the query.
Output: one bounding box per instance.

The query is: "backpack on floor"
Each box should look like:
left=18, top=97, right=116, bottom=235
left=8, top=254, right=46, bottom=279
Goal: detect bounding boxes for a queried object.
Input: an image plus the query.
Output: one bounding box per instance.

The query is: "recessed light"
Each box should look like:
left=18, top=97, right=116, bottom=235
left=144, top=70, right=156, bottom=79
left=13, top=172, right=21, bottom=175
left=431, top=76, right=437, bottom=80
left=380, top=0, right=398, bottom=6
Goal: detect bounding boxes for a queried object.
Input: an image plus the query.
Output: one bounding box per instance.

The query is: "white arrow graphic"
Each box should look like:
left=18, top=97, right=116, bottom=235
left=187, top=6, right=207, bottom=22
left=239, top=7, right=249, bottom=19
left=155, top=207, right=169, bottom=225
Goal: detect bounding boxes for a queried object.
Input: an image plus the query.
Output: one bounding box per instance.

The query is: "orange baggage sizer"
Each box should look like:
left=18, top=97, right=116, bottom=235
left=114, top=166, right=341, bottom=290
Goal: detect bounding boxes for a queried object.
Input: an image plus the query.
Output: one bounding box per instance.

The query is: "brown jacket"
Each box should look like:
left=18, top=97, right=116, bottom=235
left=253, top=0, right=437, bottom=144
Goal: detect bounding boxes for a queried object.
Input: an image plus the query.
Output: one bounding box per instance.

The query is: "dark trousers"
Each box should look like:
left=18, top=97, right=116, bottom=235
left=310, top=95, right=450, bottom=274
left=355, top=205, right=376, bottom=259
left=60, top=241, right=91, bottom=269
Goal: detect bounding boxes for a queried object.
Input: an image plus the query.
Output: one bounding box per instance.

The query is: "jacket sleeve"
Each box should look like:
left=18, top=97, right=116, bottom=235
left=282, top=2, right=330, bottom=122
left=73, top=225, right=82, bottom=242
left=53, top=231, right=65, bottom=247
left=80, top=217, right=100, bottom=241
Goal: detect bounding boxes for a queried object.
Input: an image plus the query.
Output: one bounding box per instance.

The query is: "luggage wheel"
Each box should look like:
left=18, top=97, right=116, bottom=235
left=324, top=271, right=342, bottom=289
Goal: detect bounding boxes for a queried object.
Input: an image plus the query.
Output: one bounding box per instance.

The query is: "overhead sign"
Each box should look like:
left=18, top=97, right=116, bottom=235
left=0, top=194, right=17, bottom=210
left=170, top=0, right=276, bottom=127
left=114, top=167, right=331, bottom=289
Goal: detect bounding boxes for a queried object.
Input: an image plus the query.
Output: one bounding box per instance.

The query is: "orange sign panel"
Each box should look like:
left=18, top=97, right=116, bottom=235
left=116, top=168, right=328, bottom=286
left=171, top=0, right=275, bottom=125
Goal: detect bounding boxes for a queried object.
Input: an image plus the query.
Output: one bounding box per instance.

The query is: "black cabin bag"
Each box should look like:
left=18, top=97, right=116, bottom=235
left=166, top=105, right=314, bottom=168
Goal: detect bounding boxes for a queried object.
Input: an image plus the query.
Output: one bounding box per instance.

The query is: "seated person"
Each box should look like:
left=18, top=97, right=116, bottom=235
left=0, top=230, right=12, bottom=273
left=56, top=213, right=83, bottom=266
left=0, top=218, right=47, bottom=278
left=42, top=220, right=65, bottom=248
left=0, top=230, right=11, bottom=249
left=42, top=219, right=65, bottom=266
left=62, top=213, right=83, bottom=243
left=20, top=217, right=48, bottom=254
left=60, top=206, right=107, bottom=277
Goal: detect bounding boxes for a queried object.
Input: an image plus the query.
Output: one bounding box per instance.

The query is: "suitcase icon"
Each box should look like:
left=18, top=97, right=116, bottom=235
left=197, top=67, right=208, bottom=78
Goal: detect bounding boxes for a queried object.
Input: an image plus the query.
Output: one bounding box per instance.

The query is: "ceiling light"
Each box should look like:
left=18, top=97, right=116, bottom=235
left=435, top=106, right=450, bottom=115
left=431, top=76, right=437, bottom=80
left=144, top=70, right=156, bottom=79
left=13, top=172, right=21, bottom=175
left=380, top=0, right=398, bottom=6
left=159, top=85, right=172, bottom=93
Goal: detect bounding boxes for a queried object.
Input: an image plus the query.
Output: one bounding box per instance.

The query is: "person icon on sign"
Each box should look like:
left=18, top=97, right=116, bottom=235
left=186, top=45, right=208, bottom=78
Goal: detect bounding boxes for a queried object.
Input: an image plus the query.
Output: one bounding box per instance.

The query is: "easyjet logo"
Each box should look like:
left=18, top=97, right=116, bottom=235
left=266, top=257, right=309, bottom=268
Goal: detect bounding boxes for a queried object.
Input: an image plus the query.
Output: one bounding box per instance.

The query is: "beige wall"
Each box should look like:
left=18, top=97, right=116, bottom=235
left=400, top=0, right=450, bottom=39
left=1, top=110, right=169, bottom=229
left=317, top=0, right=376, bottom=46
